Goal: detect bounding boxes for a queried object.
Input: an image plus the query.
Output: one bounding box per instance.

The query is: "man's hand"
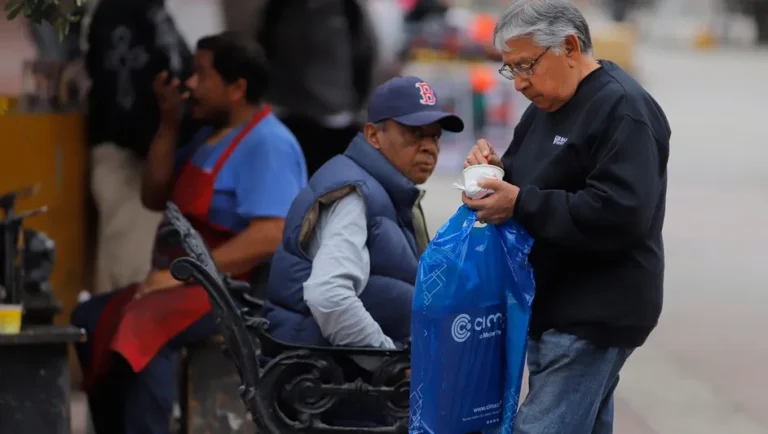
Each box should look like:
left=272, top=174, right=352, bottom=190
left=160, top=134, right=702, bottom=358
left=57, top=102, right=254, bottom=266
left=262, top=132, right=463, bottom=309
left=134, top=269, right=184, bottom=300
left=464, top=139, right=504, bottom=169
left=462, top=178, right=520, bottom=224
left=153, top=70, right=188, bottom=125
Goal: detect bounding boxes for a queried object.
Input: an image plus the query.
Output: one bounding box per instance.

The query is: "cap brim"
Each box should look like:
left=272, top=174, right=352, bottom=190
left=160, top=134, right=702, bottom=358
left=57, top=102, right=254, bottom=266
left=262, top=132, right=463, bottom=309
left=391, top=111, right=465, bottom=133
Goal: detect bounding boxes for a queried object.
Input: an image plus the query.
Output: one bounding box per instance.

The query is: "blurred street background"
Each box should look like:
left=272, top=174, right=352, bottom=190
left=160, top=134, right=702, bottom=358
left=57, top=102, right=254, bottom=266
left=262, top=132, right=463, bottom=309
left=1, top=0, right=767, bottom=433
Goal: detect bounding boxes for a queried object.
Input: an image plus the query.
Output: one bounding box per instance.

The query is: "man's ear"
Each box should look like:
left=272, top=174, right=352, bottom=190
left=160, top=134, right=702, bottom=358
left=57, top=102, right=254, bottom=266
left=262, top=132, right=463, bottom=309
left=563, top=34, right=581, bottom=57
left=229, top=77, right=248, bottom=102
left=363, top=123, right=381, bottom=149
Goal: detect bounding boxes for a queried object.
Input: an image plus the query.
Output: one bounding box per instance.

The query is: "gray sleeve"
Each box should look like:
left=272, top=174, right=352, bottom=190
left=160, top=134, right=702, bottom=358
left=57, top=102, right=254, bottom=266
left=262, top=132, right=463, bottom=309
left=303, top=192, right=396, bottom=352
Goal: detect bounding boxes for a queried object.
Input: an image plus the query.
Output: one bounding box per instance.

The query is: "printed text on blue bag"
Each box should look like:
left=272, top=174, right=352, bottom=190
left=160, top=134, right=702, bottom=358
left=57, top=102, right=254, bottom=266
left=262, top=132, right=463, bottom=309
left=416, top=304, right=505, bottom=433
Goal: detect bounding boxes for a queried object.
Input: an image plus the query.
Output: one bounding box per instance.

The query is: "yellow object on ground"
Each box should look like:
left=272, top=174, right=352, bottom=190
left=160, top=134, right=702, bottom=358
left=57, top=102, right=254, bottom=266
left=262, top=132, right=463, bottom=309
left=694, top=28, right=718, bottom=51
left=0, top=304, right=23, bottom=334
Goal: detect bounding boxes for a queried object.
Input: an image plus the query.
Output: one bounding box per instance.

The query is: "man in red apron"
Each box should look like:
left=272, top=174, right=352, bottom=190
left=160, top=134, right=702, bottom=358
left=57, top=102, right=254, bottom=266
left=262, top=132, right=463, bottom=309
left=71, top=31, right=307, bottom=434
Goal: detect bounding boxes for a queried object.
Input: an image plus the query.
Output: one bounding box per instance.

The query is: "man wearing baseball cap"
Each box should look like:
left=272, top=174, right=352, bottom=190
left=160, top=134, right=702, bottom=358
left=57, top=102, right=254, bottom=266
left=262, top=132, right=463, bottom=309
left=264, top=76, right=463, bottom=363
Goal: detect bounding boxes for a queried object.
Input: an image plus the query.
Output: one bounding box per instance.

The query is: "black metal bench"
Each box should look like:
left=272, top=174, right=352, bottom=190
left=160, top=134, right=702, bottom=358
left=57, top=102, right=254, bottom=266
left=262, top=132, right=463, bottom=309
left=164, top=202, right=411, bottom=433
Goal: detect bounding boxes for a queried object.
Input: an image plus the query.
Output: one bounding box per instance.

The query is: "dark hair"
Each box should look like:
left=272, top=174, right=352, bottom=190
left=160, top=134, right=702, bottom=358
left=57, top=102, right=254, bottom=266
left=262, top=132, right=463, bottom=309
left=196, top=31, right=269, bottom=103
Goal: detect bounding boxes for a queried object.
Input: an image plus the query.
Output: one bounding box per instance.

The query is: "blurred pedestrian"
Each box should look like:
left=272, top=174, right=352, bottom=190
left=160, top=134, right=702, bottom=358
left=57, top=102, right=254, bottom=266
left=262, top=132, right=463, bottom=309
left=464, top=1, right=670, bottom=432
left=256, top=0, right=378, bottom=176
left=84, top=0, right=198, bottom=293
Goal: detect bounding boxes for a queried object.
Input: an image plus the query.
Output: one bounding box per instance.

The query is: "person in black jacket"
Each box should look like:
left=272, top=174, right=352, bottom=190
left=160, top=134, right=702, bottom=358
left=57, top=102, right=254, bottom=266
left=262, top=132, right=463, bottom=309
left=252, top=0, right=377, bottom=177
left=463, top=1, right=670, bottom=433
left=84, top=0, right=199, bottom=294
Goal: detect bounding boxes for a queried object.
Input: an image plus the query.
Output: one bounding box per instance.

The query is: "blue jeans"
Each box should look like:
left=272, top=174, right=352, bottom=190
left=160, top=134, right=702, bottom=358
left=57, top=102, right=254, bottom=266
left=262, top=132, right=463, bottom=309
left=513, top=330, right=633, bottom=434
left=72, top=290, right=218, bottom=434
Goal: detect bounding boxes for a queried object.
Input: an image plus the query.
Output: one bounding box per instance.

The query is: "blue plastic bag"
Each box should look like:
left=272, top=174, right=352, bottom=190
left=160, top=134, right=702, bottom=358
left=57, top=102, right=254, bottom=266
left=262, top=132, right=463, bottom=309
left=410, top=205, right=535, bottom=434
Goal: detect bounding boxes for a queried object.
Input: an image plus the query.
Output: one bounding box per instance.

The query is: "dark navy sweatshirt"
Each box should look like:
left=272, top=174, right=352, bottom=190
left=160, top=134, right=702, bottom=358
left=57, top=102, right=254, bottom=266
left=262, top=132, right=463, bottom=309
left=502, top=60, right=671, bottom=348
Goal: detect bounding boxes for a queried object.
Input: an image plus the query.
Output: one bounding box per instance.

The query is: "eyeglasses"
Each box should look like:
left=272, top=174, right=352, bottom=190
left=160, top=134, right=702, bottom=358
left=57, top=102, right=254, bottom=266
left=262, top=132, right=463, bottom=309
left=498, top=47, right=550, bottom=80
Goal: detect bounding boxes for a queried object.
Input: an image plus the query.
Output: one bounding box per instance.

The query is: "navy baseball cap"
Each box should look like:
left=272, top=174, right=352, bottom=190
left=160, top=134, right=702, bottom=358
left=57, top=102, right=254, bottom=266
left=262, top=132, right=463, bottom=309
left=367, top=76, right=464, bottom=133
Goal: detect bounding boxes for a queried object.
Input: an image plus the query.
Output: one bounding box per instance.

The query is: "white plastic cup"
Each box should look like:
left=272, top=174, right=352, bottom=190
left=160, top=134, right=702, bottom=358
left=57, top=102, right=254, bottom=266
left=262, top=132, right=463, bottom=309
left=462, top=164, right=505, bottom=199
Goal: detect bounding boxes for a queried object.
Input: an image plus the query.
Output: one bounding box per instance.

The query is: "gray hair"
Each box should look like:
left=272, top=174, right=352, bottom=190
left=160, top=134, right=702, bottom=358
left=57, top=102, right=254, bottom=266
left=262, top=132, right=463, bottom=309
left=493, top=0, right=593, bottom=55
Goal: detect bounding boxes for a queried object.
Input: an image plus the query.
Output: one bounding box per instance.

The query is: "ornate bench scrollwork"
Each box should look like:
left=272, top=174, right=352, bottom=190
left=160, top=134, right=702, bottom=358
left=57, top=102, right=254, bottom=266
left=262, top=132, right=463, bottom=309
left=165, top=202, right=410, bottom=434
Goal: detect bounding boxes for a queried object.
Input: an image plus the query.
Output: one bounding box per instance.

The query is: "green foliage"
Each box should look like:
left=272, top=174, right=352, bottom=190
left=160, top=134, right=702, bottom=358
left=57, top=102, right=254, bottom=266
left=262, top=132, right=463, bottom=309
left=4, top=0, right=86, bottom=40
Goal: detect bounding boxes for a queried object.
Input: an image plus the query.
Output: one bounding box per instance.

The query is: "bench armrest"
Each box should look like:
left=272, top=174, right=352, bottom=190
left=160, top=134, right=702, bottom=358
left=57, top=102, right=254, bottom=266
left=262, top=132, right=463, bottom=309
left=254, top=322, right=410, bottom=357
left=165, top=202, right=261, bottom=415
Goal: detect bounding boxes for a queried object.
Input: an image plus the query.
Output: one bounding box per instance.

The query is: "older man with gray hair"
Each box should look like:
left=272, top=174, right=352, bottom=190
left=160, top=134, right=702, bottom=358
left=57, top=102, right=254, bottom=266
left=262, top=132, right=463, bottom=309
left=463, top=0, right=670, bottom=432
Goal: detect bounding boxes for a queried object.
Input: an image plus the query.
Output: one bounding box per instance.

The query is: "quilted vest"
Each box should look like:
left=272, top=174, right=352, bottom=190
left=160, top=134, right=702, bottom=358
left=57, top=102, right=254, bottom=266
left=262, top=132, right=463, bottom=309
left=264, top=134, right=421, bottom=346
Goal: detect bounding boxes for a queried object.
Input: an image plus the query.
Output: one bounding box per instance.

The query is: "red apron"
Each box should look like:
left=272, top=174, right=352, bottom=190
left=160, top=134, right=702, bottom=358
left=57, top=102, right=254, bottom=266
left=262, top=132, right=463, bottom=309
left=84, top=106, right=272, bottom=391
